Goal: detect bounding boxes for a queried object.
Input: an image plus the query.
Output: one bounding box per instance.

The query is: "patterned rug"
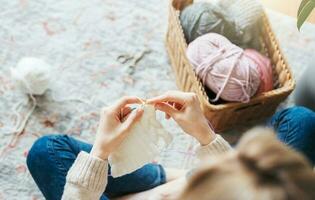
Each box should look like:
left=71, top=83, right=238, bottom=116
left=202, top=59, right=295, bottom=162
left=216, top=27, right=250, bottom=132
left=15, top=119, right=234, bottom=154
left=0, top=0, right=315, bottom=199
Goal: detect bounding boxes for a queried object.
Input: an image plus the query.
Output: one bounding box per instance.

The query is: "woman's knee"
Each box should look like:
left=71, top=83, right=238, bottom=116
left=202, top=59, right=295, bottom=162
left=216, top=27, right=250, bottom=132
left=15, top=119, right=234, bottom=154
left=271, top=106, right=315, bottom=133
left=286, top=106, right=315, bottom=118
left=269, top=106, right=315, bottom=144
left=282, top=106, right=315, bottom=134
left=27, top=135, right=51, bottom=172
left=26, top=134, right=71, bottom=174
left=271, top=106, right=315, bottom=163
left=26, top=134, right=78, bottom=199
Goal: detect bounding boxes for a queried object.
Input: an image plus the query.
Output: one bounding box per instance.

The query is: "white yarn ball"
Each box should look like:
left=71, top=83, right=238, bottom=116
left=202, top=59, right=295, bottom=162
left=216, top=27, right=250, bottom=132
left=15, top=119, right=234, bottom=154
left=11, top=57, right=52, bottom=95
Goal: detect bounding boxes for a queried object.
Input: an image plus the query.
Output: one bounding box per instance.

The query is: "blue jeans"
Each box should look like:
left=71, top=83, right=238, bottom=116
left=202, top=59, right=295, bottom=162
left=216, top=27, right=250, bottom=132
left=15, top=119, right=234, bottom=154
left=26, top=135, right=166, bottom=200
left=268, top=106, right=315, bottom=164
left=27, top=106, right=315, bottom=200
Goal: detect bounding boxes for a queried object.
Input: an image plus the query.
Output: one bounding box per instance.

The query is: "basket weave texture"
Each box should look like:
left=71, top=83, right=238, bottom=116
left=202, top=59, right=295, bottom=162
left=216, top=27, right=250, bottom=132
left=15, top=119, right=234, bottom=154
left=165, top=0, right=295, bottom=132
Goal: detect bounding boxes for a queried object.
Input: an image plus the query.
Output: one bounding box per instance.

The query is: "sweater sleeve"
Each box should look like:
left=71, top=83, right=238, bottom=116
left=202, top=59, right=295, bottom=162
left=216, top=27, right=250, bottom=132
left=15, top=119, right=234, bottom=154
left=195, top=134, right=233, bottom=160
left=62, top=151, right=108, bottom=200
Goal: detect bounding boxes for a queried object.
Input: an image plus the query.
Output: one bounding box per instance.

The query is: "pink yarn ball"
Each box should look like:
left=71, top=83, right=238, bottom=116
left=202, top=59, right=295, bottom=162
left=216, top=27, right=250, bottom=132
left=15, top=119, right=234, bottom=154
left=186, top=33, right=261, bottom=102
left=244, top=49, right=273, bottom=93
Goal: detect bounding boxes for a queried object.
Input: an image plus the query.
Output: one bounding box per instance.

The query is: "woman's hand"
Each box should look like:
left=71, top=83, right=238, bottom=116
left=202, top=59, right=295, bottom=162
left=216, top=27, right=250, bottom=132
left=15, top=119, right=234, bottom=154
left=90, top=96, right=144, bottom=160
left=147, top=91, right=216, bottom=145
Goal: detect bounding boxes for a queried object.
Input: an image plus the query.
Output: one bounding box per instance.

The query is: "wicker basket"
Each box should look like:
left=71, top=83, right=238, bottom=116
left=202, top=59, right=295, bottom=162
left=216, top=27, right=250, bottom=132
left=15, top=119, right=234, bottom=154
left=165, top=0, right=295, bottom=132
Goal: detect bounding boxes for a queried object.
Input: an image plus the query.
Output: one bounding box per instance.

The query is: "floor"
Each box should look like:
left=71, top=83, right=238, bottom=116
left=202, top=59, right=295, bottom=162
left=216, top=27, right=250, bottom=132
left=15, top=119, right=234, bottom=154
left=0, top=0, right=315, bottom=199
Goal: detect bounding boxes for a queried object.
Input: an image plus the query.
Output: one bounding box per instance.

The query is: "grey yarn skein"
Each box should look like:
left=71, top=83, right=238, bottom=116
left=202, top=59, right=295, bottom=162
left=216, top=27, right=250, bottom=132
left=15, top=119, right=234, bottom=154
left=217, top=0, right=264, bottom=50
left=180, top=2, right=263, bottom=50
left=180, top=2, right=237, bottom=44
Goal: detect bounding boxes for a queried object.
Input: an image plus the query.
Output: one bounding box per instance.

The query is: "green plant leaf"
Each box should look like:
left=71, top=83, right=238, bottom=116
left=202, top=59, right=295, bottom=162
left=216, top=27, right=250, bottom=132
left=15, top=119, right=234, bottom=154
left=297, top=0, right=315, bottom=30
left=298, top=0, right=310, bottom=16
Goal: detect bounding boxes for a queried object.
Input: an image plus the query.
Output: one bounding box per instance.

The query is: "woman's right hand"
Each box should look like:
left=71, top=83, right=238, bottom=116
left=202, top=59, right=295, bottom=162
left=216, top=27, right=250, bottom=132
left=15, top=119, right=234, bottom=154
left=147, top=91, right=216, bottom=145
left=91, top=96, right=144, bottom=160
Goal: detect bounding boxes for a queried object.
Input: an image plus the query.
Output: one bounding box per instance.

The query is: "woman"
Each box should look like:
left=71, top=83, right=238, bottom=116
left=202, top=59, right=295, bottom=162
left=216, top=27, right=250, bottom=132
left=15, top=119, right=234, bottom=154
left=27, top=91, right=315, bottom=199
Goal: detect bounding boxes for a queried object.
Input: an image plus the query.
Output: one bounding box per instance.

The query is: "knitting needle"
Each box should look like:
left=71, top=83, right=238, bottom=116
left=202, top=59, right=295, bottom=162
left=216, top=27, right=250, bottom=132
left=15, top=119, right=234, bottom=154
left=119, top=97, right=145, bottom=122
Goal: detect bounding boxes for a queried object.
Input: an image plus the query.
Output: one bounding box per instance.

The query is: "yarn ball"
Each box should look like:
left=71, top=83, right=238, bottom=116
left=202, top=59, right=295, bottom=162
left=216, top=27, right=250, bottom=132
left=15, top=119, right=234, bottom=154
left=180, top=0, right=264, bottom=49
left=11, top=57, right=52, bottom=95
left=217, top=0, right=264, bottom=49
left=186, top=33, right=261, bottom=103
left=244, top=49, right=273, bottom=93
left=180, top=2, right=237, bottom=44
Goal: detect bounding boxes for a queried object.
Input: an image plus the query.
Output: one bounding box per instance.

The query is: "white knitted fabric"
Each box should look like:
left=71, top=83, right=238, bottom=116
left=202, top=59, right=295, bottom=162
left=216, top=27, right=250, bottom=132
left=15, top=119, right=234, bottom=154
left=108, top=105, right=173, bottom=177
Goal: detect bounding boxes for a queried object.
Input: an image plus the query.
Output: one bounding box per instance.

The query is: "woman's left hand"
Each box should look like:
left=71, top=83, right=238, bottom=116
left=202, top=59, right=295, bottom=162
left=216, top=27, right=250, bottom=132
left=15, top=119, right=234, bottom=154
left=90, top=96, right=144, bottom=160
left=147, top=91, right=216, bottom=145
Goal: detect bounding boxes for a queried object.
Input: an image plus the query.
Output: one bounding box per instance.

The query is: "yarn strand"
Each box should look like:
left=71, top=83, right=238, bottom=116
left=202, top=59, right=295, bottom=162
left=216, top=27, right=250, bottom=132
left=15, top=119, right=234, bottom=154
left=9, top=94, right=36, bottom=147
left=8, top=70, right=38, bottom=146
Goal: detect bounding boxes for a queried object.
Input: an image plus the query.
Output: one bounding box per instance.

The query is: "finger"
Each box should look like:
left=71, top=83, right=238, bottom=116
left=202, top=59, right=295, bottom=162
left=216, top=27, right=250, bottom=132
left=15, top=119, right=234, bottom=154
left=147, top=91, right=186, bottom=105
left=120, top=107, right=137, bottom=122
left=167, top=101, right=174, bottom=105
left=165, top=112, right=171, bottom=120
left=165, top=102, right=173, bottom=119
left=120, top=108, right=144, bottom=133
left=113, top=96, right=144, bottom=112
left=167, top=101, right=175, bottom=108
left=155, top=102, right=178, bottom=117
left=166, top=101, right=182, bottom=112
left=121, top=106, right=132, bottom=118
left=174, top=102, right=183, bottom=111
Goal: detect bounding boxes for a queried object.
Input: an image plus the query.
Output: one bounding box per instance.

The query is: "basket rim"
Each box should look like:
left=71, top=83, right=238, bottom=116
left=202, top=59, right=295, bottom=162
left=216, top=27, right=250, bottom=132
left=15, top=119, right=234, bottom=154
left=169, top=3, right=295, bottom=111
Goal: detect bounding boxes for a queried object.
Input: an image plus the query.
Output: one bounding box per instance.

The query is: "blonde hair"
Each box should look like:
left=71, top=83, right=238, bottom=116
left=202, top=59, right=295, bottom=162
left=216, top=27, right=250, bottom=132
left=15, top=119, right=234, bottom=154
left=179, top=128, right=315, bottom=200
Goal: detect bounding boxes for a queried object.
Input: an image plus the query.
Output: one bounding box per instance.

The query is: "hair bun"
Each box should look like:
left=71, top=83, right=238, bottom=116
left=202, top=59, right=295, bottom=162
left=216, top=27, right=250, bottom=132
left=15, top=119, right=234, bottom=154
left=237, top=128, right=312, bottom=185
left=238, top=129, right=277, bottom=176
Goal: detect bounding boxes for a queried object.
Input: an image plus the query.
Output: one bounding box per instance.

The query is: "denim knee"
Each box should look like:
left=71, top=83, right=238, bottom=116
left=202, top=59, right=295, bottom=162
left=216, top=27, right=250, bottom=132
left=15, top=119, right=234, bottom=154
left=27, top=134, right=82, bottom=173
left=290, top=106, right=315, bottom=131
left=270, top=106, right=315, bottom=164
left=27, top=135, right=55, bottom=174
left=27, top=134, right=94, bottom=174
left=26, top=134, right=77, bottom=200
left=288, top=107, right=315, bottom=143
left=286, top=106, right=315, bottom=120
left=270, top=106, right=315, bottom=132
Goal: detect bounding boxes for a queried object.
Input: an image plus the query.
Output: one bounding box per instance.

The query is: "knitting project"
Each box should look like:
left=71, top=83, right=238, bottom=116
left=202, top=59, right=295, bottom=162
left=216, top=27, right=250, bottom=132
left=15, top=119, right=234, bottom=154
left=108, top=105, right=173, bottom=177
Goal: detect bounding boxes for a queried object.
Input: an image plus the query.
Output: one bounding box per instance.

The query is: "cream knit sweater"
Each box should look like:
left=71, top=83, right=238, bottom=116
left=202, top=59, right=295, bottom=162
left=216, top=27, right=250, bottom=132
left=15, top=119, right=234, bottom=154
left=61, top=135, right=232, bottom=200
